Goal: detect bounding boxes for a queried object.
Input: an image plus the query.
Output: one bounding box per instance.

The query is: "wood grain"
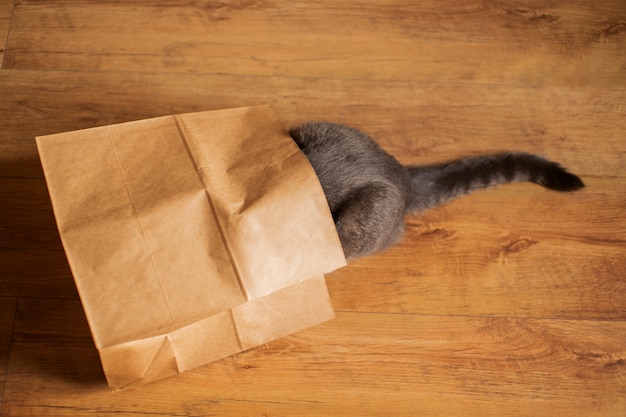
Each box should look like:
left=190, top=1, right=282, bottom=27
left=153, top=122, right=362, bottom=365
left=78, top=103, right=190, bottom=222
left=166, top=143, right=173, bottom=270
left=3, top=298, right=625, bottom=417
left=0, top=0, right=625, bottom=416
left=1, top=70, right=624, bottom=178
left=4, top=1, right=626, bottom=87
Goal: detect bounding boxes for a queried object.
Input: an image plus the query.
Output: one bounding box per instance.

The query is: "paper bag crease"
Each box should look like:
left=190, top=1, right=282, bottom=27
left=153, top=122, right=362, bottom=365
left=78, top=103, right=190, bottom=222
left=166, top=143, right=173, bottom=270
left=172, top=114, right=249, bottom=302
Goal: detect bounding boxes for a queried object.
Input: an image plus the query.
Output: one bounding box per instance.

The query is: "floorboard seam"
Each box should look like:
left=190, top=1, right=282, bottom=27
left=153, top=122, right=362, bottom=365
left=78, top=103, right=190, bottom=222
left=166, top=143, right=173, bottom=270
left=0, top=297, right=18, bottom=415
left=0, top=0, right=16, bottom=70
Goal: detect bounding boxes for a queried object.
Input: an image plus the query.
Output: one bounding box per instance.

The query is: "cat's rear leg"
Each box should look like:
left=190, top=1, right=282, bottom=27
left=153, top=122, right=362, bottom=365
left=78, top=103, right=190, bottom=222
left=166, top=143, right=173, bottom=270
left=333, top=183, right=406, bottom=260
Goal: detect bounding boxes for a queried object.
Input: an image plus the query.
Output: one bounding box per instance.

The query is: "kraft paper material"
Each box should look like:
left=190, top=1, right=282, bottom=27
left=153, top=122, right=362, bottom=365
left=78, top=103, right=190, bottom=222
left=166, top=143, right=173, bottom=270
left=36, top=105, right=346, bottom=389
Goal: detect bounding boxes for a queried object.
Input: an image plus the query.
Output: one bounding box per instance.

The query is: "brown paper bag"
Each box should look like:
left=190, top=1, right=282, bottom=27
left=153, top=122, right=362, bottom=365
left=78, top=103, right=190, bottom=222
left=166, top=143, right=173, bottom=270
left=36, top=105, right=346, bottom=389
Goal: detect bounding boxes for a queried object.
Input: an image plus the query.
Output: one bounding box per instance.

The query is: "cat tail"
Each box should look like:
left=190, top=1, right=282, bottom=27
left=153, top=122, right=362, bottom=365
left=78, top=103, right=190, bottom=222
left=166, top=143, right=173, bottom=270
left=405, top=152, right=584, bottom=212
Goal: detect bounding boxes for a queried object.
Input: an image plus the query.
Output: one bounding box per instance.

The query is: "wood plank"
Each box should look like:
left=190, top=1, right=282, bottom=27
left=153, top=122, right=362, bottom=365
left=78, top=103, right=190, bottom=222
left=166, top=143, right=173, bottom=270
left=0, top=0, right=13, bottom=67
left=4, top=1, right=625, bottom=87
left=2, top=173, right=623, bottom=318
left=0, top=297, right=16, bottom=416
left=4, top=300, right=625, bottom=416
left=1, top=70, right=624, bottom=178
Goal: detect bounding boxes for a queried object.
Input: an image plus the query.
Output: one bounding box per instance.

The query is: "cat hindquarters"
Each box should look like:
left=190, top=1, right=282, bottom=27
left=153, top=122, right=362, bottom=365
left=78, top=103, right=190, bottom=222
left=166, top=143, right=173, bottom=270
left=332, top=182, right=406, bottom=260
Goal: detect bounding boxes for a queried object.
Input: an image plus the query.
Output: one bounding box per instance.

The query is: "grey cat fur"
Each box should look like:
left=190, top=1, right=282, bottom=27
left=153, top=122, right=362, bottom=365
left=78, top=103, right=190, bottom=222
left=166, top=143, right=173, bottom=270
left=289, top=122, right=584, bottom=260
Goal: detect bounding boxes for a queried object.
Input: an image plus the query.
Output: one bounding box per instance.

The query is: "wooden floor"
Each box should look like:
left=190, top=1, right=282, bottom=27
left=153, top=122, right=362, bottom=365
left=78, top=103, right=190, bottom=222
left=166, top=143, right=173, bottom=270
left=1, top=1, right=625, bottom=416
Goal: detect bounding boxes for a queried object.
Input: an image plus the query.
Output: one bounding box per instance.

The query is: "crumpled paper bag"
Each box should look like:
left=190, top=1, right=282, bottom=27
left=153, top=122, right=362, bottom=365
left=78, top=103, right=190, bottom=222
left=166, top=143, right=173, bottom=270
left=36, top=105, right=346, bottom=389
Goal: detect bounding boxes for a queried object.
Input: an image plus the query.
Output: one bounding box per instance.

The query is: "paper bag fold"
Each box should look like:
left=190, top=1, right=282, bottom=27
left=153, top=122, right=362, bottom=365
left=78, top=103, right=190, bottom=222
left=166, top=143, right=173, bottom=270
left=36, top=106, right=346, bottom=388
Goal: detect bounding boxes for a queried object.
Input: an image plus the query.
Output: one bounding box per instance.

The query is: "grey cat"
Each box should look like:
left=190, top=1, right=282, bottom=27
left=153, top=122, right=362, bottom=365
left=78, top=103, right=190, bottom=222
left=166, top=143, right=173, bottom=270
left=289, top=122, right=585, bottom=260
